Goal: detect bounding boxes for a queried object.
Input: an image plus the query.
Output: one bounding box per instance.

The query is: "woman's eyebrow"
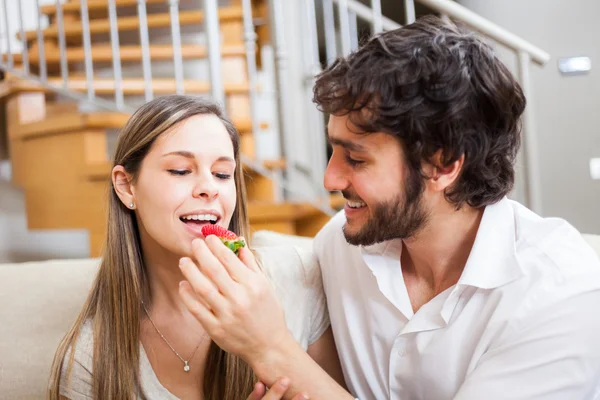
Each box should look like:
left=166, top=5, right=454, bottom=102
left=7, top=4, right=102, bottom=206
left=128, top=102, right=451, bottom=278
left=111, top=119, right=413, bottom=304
left=162, top=150, right=195, bottom=159
left=162, top=151, right=235, bottom=164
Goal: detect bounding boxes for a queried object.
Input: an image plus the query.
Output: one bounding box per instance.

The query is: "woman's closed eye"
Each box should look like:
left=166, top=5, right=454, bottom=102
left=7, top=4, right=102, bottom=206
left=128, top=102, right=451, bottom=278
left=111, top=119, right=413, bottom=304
left=168, top=169, right=191, bottom=176
left=214, top=172, right=232, bottom=180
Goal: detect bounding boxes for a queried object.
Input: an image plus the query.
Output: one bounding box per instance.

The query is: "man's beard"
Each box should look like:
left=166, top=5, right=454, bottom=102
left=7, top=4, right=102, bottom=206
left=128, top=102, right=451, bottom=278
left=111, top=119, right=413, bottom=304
left=342, top=172, right=429, bottom=246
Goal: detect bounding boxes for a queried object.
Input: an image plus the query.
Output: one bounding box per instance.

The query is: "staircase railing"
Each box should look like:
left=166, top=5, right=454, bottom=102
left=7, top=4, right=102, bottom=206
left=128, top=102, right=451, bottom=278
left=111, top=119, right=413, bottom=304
left=0, top=0, right=340, bottom=215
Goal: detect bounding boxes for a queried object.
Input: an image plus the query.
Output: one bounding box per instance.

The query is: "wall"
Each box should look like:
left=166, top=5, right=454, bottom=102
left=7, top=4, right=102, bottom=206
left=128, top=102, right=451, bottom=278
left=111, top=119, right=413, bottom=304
left=455, top=0, right=600, bottom=234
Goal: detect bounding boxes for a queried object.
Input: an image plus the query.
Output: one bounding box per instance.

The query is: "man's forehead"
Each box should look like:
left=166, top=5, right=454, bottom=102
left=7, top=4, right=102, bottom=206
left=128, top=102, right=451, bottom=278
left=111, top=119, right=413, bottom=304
left=327, top=114, right=389, bottom=150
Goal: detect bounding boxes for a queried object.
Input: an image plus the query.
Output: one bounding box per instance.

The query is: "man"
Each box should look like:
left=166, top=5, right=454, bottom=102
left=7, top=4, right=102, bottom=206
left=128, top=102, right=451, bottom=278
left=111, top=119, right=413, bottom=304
left=180, top=16, right=600, bottom=399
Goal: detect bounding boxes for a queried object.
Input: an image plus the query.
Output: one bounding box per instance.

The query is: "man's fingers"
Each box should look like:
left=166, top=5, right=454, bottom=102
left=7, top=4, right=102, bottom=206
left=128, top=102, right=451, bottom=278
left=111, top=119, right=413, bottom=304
left=178, top=280, right=218, bottom=328
left=205, top=235, right=254, bottom=282
left=191, top=239, right=238, bottom=297
left=238, top=246, right=261, bottom=272
left=179, top=257, right=227, bottom=314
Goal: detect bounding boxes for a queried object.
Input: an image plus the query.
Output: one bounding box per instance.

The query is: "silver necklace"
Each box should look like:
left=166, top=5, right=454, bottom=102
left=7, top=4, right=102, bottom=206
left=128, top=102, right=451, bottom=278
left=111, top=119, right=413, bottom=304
left=142, top=301, right=208, bottom=372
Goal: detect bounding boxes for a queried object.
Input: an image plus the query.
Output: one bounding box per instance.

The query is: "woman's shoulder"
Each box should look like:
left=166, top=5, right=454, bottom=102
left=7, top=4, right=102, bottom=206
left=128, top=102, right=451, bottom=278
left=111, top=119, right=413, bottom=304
left=59, top=321, right=95, bottom=398
left=254, top=244, right=330, bottom=348
left=254, top=244, right=321, bottom=285
left=65, top=320, right=94, bottom=366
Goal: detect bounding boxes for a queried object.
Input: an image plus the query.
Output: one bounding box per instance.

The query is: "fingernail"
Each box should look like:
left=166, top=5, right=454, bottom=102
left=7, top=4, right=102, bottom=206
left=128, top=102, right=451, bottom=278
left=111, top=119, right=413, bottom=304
left=179, top=257, right=189, bottom=268
left=279, top=377, right=290, bottom=388
left=300, top=395, right=310, bottom=400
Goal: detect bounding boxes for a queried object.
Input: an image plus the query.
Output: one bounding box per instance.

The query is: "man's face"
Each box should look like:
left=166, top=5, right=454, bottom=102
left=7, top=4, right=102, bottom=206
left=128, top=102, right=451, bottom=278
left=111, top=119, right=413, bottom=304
left=324, top=115, right=429, bottom=246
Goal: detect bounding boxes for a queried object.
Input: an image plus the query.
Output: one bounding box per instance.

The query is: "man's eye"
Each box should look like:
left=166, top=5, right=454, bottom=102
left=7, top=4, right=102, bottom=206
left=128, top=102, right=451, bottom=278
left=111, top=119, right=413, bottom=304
left=345, top=155, right=364, bottom=167
left=168, top=169, right=190, bottom=176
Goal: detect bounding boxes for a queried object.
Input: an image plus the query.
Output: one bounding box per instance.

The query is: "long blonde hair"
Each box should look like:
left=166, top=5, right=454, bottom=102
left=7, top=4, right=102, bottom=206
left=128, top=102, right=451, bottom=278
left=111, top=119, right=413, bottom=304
left=48, top=95, right=256, bottom=399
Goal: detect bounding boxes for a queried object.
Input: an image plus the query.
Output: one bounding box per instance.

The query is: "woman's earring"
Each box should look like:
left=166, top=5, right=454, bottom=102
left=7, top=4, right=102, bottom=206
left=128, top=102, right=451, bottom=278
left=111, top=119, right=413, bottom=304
left=129, top=202, right=135, bottom=209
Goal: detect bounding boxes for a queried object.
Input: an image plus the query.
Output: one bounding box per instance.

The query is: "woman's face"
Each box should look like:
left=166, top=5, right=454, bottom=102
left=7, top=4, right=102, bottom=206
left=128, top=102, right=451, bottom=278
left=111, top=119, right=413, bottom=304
left=130, top=114, right=237, bottom=258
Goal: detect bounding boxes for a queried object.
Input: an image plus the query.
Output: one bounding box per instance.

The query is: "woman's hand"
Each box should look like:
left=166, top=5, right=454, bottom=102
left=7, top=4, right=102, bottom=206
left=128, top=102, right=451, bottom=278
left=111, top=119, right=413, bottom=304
left=179, top=236, right=294, bottom=365
left=247, top=378, right=310, bottom=400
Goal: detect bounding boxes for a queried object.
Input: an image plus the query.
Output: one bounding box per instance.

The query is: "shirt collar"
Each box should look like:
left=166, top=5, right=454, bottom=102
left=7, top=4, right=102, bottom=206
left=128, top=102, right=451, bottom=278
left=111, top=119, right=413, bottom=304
left=359, top=197, right=523, bottom=290
left=457, top=197, right=523, bottom=289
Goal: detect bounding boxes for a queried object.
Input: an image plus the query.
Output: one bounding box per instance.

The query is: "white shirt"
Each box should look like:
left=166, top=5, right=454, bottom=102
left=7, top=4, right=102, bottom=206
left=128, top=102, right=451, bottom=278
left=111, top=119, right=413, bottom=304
left=314, top=198, right=600, bottom=400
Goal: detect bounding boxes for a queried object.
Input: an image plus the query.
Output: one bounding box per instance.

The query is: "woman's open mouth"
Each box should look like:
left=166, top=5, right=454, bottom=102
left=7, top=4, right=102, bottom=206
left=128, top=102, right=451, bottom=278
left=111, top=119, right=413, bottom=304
left=179, top=214, right=219, bottom=225
left=179, top=213, right=221, bottom=236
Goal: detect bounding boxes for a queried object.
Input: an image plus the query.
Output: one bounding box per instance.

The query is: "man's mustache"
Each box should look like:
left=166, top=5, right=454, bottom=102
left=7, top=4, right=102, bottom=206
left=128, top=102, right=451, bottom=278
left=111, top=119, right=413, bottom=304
left=341, top=190, right=364, bottom=203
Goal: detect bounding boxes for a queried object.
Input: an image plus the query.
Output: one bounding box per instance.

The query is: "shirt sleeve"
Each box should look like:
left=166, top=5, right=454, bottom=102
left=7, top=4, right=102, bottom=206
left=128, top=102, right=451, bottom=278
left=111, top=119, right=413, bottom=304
left=59, top=325, right=94, bottom=400
left=453, top=290, right=600, bottom=400
left=294, top=246, right=331, bottom=345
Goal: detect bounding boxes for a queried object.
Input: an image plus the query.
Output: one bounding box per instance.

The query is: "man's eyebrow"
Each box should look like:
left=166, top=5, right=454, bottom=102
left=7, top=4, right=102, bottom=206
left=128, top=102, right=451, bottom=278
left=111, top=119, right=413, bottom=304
left=327, top=136, right=367, bottom=152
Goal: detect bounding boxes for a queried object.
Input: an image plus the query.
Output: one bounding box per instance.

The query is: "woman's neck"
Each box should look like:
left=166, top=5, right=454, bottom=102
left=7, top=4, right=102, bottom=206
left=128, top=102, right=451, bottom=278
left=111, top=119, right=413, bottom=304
left=140, top=237, right=192, bottom=315
left=144, top=258, right=190, bottom=314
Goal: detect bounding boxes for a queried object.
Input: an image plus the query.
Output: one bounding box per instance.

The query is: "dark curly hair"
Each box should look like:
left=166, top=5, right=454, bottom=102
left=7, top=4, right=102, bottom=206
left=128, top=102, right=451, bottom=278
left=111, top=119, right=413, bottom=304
left=313, top=15, right=526, bottom=208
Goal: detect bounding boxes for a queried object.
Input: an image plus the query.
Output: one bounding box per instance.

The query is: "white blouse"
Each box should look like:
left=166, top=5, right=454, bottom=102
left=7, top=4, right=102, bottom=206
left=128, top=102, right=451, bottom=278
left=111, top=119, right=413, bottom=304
left=59, top=244, right=329, bottom=399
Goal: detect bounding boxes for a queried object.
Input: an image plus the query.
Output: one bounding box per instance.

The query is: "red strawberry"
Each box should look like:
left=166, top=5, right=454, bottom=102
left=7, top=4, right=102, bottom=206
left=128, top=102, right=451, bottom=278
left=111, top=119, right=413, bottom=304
left=201, top=224, right=238, bottom=240
left=201, top=225, right=246, bottom=255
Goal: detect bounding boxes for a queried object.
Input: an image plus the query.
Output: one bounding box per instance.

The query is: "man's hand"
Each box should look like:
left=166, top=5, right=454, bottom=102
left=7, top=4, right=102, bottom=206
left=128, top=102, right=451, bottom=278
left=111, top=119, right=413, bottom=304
left=247, top=378, right=310, bottom=400
left=179, top=236, right=294, bottom=365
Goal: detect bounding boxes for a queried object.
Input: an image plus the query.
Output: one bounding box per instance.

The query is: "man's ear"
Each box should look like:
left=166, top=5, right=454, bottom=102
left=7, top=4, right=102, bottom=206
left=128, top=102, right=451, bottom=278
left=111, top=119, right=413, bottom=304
left=112, top=165, right=136, bottom=209
left=423, top=150, right=464, bottom=193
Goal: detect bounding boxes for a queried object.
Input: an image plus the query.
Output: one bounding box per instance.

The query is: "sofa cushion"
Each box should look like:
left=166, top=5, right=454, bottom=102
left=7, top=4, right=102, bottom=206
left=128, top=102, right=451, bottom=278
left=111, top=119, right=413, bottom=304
left=0, top=258, right=100, bottom=399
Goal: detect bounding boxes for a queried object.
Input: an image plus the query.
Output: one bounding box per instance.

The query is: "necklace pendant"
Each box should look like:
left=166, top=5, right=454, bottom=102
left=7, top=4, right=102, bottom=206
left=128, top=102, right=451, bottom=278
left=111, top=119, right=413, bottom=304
left=183, top=361, right=190, bottom=372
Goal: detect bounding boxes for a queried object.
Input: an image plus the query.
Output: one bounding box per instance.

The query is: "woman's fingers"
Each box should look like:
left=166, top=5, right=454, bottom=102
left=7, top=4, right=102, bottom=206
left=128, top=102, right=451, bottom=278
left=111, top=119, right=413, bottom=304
left=260, top=378, right=290, bottom=400
left=247, top=382, right=266, bottom=400
left=246, top=379, right=311, bottom=400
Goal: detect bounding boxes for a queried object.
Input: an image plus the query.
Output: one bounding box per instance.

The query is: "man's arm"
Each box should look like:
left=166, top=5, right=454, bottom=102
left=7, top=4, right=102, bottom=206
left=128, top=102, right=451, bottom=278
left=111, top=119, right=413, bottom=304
left=179, top=237, right=353, bottom=400
left=250, top=333, right=352, bottom=400
left=454, top=290, right=600, bottom=400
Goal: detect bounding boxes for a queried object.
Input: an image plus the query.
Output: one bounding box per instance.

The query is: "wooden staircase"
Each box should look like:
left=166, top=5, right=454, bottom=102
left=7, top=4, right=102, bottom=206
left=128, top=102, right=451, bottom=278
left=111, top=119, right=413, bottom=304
left=0, top=0, right=339, bottom=257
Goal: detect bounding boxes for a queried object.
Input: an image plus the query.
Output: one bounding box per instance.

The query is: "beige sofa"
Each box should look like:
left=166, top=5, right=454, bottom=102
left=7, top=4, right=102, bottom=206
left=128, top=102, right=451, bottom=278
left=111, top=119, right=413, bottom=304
left=1, top=231, right=599, bottom=399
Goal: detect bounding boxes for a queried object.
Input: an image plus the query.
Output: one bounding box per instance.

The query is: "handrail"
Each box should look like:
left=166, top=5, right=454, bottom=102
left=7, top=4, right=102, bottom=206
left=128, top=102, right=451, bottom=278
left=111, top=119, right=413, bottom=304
left=334, top=0, right=402, bottom=31
left=416, top=0, right=550, bottom=65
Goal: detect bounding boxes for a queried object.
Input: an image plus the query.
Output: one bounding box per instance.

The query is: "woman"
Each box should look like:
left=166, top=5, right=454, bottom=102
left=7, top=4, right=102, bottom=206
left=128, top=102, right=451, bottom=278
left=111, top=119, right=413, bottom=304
left=48, top=95, right=343, bottom=399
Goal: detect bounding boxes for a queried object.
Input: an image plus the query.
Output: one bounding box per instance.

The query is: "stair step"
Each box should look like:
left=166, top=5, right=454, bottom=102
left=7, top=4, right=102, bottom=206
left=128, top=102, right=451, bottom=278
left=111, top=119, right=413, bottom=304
left=4, top=44, right=248, bottom=65
left=41, top=0, right=169, bottom=17
left=46, top=77, right=249, bottom=95
left=23, top=6, right=244, bottom=42
left=16, top=111, right=256, bottom=139
left=0, top=77, right=50, bottom=99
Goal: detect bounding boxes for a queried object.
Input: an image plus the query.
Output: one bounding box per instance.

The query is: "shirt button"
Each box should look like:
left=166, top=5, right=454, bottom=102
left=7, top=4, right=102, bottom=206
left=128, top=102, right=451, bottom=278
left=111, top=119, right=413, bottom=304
left=398, top=348, right=406, bottom=356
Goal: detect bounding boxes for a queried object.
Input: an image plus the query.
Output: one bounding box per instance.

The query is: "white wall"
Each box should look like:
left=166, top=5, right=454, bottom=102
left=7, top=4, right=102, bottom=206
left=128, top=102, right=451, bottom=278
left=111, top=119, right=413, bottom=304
left=458, top=0, right=600, bottom=234
left=0, top=0, right=56, bottom=54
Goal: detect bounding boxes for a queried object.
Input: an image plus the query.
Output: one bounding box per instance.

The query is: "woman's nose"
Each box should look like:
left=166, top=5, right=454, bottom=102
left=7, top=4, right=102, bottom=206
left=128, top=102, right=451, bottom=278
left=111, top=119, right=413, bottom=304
left=192, top=175, right=219, bottom=200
